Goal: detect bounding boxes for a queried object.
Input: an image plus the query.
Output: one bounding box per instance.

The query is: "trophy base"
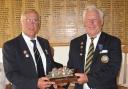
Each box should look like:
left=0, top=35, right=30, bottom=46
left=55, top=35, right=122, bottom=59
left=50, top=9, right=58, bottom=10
left=50, top=76, right=77, bottom=84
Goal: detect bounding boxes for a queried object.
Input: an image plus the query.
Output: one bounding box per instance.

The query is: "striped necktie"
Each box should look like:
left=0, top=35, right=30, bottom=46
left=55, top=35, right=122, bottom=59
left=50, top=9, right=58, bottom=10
left=85, top=38, right=94, bottom=74
left=31, top=40, right=45, bottom=77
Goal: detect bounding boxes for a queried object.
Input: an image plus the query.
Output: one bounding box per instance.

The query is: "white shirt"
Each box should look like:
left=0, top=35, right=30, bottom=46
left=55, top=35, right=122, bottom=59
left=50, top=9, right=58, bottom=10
left=83, top=32, right=101, bottom=89
left=22, top=32, right=47, bottom=75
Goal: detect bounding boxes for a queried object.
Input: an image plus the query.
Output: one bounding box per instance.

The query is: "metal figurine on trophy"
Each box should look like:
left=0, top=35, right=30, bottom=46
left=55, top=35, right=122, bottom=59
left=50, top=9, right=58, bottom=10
left=47, top=66, right=77, bottom=89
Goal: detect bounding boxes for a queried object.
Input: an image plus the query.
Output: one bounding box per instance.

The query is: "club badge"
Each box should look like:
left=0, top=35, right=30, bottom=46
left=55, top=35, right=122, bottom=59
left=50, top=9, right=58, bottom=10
left=80, top=45, right=83, bottom=49
left=98, top=44, right=103, bottom=51
left=80, top=53, right=83, bottom=56
left=23, top=50, right=29, bottom=58
left=101, top=55, right=109, bottom=63
left=25, top=54, right=29, bottom=58
left=80, top=42, right=84, bottom=56
left=80, top=42, right=84, bottom=45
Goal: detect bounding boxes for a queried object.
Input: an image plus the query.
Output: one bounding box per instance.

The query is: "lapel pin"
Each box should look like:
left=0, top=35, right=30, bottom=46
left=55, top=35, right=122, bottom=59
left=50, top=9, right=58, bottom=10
left=25, top=54, right=29, bottom=58
left=80, top=41, right=84, bottom=56
left=23, top=50, right=27, bottom=54
left=98, top=44, right=103, bottom=51
left=80, top=53, right=83, bottom=56
left=23, top=50, right=29, bottom=58
left=80, top=42, right=84, bottom=45
left=45, top=49, right=48, bottom=55
left=80, top=45, right=83, bottom=49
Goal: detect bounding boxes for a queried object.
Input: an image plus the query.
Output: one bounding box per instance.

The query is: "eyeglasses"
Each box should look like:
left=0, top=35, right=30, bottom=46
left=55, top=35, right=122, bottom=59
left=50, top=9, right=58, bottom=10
left=25, top=18, right=39, bottom=23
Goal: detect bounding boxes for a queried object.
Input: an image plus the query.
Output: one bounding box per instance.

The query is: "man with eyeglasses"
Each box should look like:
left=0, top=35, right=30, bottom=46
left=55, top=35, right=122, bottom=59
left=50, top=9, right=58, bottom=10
left=3, top=9, right=57, bottom=89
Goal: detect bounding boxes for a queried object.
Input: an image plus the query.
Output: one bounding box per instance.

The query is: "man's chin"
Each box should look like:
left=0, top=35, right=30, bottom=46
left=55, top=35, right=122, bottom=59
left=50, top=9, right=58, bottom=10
left=88, top=32, right=97, bottom=37
left=26, top=32, right=36, bottom=38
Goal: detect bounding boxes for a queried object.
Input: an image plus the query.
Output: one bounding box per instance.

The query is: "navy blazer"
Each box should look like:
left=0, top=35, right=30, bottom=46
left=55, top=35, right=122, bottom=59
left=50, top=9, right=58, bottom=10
left=3, top=34, right=55, bottom=89
left=67, top=32, right=122, bottom=89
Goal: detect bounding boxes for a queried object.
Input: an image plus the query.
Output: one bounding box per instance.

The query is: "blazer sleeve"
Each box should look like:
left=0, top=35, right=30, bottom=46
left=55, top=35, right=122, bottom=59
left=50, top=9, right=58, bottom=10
left=2, top=42, right=38, bottom=89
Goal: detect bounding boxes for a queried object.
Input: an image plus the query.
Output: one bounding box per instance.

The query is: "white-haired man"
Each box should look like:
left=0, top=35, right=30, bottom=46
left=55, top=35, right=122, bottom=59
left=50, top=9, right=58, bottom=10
left=67, top=5, right=122, bottom=89
left=3, top=9, right=57, bottom=89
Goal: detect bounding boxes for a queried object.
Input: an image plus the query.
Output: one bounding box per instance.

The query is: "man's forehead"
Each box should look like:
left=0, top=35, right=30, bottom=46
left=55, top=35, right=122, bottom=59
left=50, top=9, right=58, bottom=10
left=21, top=10, right=39, bottom=17
left=86, top=10, right=99, bottom=15
left=86, top=10, right=100, bottom=18
left=24, top=12, right=38, bottom=16
left=22, top=13, right=39, bottom=19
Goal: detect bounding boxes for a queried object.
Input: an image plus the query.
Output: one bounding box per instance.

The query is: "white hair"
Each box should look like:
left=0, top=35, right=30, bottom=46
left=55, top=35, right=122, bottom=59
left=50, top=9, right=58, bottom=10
left=20, top=9, right=40, bottom=21
left=83, top=5, right=104, bottom=24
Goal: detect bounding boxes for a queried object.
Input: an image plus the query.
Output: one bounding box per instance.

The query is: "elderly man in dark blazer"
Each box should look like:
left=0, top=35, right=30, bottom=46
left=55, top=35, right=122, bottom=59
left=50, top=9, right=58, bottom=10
left=67, top=5, right=122, bottom=89
left=3, top=9, right=56, bottom=89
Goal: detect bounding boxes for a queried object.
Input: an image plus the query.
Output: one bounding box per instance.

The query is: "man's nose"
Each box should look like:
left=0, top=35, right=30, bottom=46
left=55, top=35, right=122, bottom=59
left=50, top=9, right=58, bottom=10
left=89, top=20, right=94, bottom=24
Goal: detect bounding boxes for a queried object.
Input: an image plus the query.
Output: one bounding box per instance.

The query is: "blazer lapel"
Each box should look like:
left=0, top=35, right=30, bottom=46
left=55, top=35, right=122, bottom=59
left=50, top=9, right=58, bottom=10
left=18, top=34, right=37, bottom=74
left=79, top=34, right=87, bottom=71
left=91, top=32, right=106, bottom=67
left=37, top=37, right=52, bottom=75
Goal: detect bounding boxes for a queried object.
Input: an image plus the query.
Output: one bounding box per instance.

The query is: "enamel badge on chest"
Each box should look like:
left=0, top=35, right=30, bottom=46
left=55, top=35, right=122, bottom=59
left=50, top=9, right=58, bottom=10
left=101, top=55, right=109, bottom=63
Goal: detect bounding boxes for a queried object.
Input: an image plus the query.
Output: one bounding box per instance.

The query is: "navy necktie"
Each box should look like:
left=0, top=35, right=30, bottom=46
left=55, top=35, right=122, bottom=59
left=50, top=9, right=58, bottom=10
left=31, top=40, right=45, bottom=78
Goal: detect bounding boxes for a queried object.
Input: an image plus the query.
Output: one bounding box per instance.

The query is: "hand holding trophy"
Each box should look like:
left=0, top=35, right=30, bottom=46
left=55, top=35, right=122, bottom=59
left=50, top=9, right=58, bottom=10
left=47, top=66, right=77, bottom=89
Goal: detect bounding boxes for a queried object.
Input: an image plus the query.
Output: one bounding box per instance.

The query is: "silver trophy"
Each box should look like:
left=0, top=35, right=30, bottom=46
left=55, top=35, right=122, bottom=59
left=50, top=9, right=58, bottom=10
left=47, top=66, right=77, bottom=84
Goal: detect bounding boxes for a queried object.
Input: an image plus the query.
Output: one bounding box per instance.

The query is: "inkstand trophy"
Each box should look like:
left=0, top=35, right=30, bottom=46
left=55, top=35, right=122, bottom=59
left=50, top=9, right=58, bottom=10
left=47, top=66, right=77, bottom=88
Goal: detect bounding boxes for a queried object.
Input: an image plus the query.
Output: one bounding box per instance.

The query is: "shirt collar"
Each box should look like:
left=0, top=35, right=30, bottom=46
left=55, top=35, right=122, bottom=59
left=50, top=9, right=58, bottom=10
left=22, top=32, right=38, bottom=41
left=87, top=32, right=101, bottom=41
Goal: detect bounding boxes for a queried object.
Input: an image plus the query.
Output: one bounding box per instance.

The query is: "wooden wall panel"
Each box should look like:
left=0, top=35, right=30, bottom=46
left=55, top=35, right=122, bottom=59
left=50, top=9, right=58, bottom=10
left=0, top=0, right=128, bottom=46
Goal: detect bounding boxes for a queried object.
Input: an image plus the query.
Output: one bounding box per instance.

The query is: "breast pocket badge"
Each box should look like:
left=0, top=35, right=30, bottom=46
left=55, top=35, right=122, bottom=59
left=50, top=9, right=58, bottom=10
left=101, top=55, right=109, bottom=63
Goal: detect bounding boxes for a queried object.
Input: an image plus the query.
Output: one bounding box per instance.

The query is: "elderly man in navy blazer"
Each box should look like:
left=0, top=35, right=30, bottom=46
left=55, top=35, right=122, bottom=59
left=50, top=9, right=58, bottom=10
left=3, top=9, right=56, bottom=89
left=67, top=5, right=122, bottom=89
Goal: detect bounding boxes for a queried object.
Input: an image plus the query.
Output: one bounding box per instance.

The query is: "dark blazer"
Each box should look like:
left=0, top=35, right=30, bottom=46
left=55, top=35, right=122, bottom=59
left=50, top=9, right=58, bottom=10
left=2, top=34, right=55, bottom=89
left=67, top=32, right=122, bottom=89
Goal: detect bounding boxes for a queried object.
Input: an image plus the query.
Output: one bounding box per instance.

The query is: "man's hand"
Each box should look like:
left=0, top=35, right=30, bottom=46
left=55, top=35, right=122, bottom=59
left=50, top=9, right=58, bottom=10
left=37, top=77, right=55, bottom=89
left=75, top=73, right=88, bottom=84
